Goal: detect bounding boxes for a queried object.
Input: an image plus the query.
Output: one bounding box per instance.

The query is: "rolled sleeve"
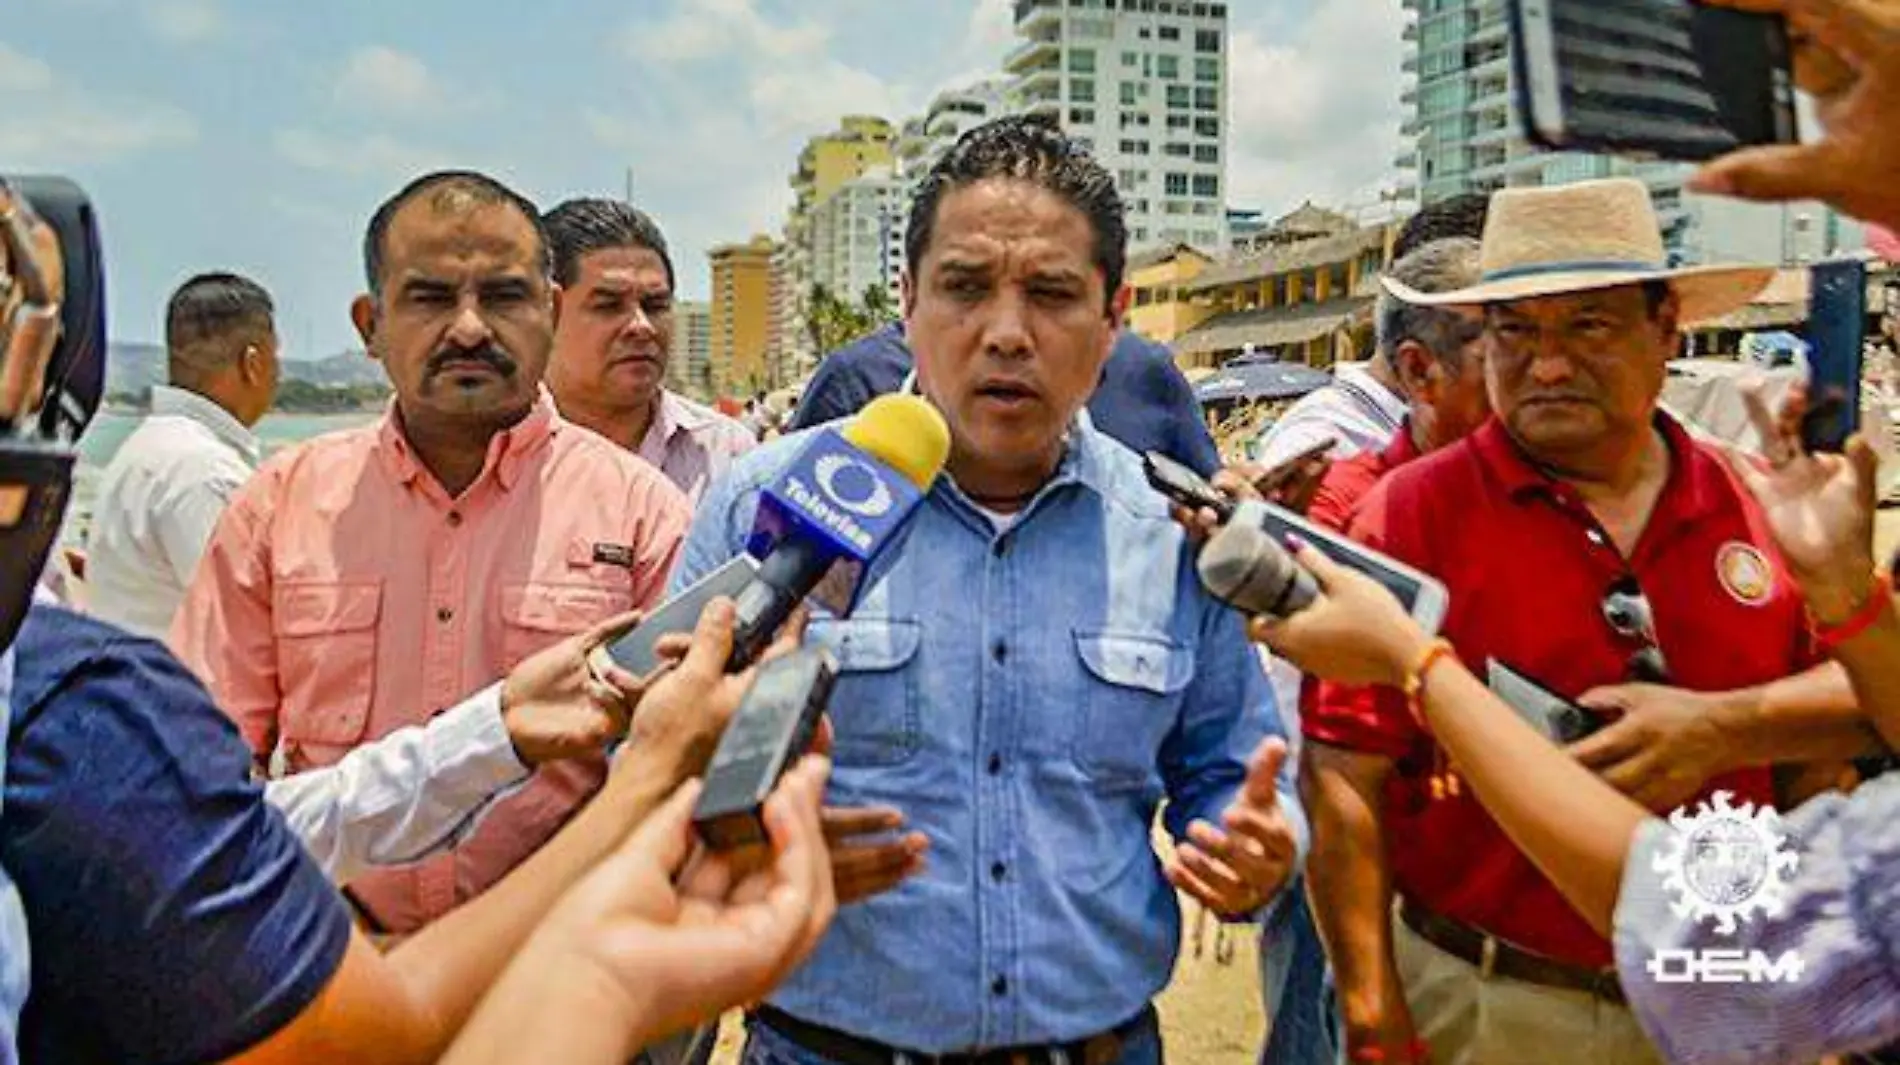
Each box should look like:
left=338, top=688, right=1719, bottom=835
left=264, top=684, right=530, bottom=884
left=1615, top=777, right=1900, bottom=1065
left=1162, top=602, right=1310, bottom=891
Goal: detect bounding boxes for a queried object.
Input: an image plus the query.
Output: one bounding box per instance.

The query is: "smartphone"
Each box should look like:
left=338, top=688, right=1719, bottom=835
left=1487, top=658, right=1605, bottom=745
left=596, top=555, right=759, bottom=677
left=693, top=646, right=837, bottom=850
left=1802, top=258, right=1867, bottom=453
left=1244, top=500, right=1452, bottom=635
left=1144, top=451, right=1452, bottom=634
left=1512, top=0, right=1799, bottom=161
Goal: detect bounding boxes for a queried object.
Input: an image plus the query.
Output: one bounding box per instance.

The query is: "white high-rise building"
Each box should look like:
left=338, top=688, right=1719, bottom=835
left=1006, top=0, right=1230, bottom=253
left=667, top=299, right=713, bottom=399
left=1397, top=0, right=1859, bottom=265
left=898, top=79, right=1014, bottom=188
left=810, top=166, right=907, bottom=307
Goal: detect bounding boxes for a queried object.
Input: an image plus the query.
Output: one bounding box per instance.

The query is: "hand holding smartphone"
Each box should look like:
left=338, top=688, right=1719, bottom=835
left=1512, top=0, right=1799, bottom=162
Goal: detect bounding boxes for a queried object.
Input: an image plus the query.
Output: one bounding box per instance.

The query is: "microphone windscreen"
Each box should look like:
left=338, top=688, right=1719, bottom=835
left=1197, top=520, right=1317, bottom=618
left=841, top=394, right=951, bottom=491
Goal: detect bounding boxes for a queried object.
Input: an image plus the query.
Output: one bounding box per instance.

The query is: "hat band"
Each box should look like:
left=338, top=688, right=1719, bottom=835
left=1482, top=259, right=1662, bottom=284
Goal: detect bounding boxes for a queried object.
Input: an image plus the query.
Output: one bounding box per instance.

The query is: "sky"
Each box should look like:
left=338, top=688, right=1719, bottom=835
left=2, top=0, right=1409, bottom=358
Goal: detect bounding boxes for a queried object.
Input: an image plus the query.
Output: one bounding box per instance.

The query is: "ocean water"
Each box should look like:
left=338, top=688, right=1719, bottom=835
left=63, top=410, right=378, bottom=546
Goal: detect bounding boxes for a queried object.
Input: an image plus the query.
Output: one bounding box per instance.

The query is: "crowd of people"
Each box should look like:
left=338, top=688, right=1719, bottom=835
left=2, top=0, right=1900, bottom=1062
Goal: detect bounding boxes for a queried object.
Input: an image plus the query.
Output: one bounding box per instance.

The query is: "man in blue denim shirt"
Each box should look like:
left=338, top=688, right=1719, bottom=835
left=675, top=116, right=1306, bottom=1064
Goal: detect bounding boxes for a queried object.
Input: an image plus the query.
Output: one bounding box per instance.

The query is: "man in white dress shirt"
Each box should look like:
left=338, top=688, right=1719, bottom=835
left=86, top=272, right=280, bottom=637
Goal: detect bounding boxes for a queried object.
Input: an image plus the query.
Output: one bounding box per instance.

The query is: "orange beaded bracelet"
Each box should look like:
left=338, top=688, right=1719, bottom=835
left=1813, top=571, right=1895, bottom=651
left=1402, top=638, right=1458, bottom=727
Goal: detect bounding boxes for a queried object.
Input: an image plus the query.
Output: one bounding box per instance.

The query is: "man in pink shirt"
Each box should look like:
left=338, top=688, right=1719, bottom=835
left=543, top=198, right=756, bottom=505
left=173, top=169, right=693, bottom=934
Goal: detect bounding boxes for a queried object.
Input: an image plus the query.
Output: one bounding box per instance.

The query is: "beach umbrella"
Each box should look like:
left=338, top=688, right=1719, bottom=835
left=1194, top=360, right=1332, bottom=406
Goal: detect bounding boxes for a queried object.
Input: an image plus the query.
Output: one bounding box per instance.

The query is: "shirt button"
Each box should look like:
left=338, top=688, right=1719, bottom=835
left=1587, top=529, right=1605, bottom=546
left=992, top=538, right=1008, bottom=558
left=992, top=640, right=1008, bottom=664
left=990, top=976, right=1009, bottom=997
left=987, top=753, right=1004, bottom=776
left=990, top=861, right=1007, bottom=882
left=447, top=511, right=463, bottom=528
left=436, top=606, right=454, bottom=623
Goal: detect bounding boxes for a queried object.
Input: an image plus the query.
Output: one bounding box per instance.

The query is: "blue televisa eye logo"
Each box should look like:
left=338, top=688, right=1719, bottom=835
left=815, top=454, right=896, bottom=519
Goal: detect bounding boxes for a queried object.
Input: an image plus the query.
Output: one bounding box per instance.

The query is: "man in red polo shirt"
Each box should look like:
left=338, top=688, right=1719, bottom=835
left=1305, top=179, right=1879, bottom=1065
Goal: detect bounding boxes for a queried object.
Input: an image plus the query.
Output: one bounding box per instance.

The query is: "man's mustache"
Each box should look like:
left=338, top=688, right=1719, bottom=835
left=427, top=344, right=516, bottom=377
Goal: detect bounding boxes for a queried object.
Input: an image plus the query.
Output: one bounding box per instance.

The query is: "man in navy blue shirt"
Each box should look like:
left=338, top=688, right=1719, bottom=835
left=792, top=322, right=1222, bottom=477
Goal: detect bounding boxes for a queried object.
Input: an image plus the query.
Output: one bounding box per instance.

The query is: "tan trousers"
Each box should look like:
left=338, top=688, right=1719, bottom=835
left=1393, top=918, right=1666, bottom=1065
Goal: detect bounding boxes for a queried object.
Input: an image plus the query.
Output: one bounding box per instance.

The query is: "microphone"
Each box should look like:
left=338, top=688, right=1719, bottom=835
left=1196, top=517, right=1318, bottom=618
left=728, top=394, right=951, bottom=669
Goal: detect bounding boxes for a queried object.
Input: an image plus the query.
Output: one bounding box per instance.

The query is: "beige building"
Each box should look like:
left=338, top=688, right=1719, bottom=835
left=1125, top=243, right=1216, bottom=344
left=667, top=299, right=712, bottom=400
left=775, top=116, right=898, bottom=377
left=1171, top=203, right=1396, bottom=370
left=709, top=235, right=778, bottom=398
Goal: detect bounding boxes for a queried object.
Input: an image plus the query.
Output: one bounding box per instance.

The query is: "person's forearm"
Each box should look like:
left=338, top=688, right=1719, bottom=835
left=441, top=944, right=643, bottom=1065
left=379, top=744, right=688, bottom=1056
left=266, top=685, right=529, bottom=883
left=1303, top=756, right=1410, bottom=1047
left=1831, top=600, right=1900, bottom=752
left=1706, top=662, right=1883, bottom=768
left=1419, top=661, right=1649, bottom=936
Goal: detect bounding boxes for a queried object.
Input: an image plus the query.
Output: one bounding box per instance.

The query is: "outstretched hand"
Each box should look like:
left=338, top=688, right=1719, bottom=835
left=1726, top=383, right=1882, bottom=624
left=1690, top=0, right=1900, bottom=230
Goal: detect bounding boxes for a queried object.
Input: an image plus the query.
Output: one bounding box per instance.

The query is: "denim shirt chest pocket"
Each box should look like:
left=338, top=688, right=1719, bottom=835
left=806, top=616, right=922, bottom=767
left=1072, top=629, right=1194, bottom=790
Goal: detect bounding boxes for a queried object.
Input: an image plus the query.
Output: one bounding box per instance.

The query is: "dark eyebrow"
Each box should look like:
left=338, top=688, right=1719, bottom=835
left=1027, top=268, right=1087, bottom=289
left=399, top=277, right=456, bottom=300
left=480, top=276, right=534, bottom=298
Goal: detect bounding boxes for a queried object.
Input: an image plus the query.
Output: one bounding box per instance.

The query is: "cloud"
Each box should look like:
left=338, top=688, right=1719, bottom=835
left=0, top=39, right=197, bottom=166
left=274, top=127, right=454, bottom=182
left=619, top=0, right=831, bottom=65
left=144, top=0, right=226, bottom=44
left=333, top=45, right=445, bottom=118
left=1224, top=0, right=1409, bottom=217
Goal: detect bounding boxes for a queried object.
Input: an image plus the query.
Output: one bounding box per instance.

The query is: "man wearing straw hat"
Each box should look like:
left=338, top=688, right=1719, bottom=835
left=1303, top=178, right=1879, bottom=1065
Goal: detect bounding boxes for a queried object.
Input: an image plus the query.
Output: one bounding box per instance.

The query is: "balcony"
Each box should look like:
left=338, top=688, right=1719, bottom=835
left=1012, top=65, right=1060, bottom=96
left=1394, top=147, right=1418, bottom=170
left=1402, top=53, right=1418, bottom=74
left=1014, top=0, right=1060, bottom=32
left=1005, top=36, right=1060, bottom=74
left=1401, top=84, right=1418, bottom=106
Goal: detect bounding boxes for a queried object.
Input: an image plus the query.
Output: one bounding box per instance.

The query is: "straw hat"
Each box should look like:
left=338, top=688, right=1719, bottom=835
left=1383, top=179, right=1775, bottom=326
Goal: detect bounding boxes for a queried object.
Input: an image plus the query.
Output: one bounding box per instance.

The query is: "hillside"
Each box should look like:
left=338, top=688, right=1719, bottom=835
left=105, top=342, right=387, bottom=396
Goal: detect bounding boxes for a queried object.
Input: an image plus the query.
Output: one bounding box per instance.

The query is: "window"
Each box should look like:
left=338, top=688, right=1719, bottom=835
left=1165, top=172, right=1189, bottom=195
left=1195, top=57, right=1220, bottom=82
left=1119, top=112, right=1151, bottom=128
left=1195, top=116, right=1220, bottom=137
left=1167, top=114, right=1190, bottom=129
left=1139, top=27, right=1151, bottom=39
left=1157, top=54, right=1180, bottom=80
left=1165, top=142, right=1192, bottom=157
left=1120, top=82, right=1139, bottom=106
left=1122, top=51, right=1140, bottom=67
left=1196, top=29, right=1222, bottom=52
left=1167, top=84, right=1191, bottom=108
left=1194, top=143, right=1219, bottom=163
left=1135, top=226, right=1149, bottom=241
left=1069, top=48, right=1096, bottom=73
left=1196, top=230, right=1219, bottom=247
left=1118, top=139, right=1151, bottom=155
left=1118, top=169, right=1144, bottom=188
left=1070, top=107, right=1096, bottom=124
left=1165, top=201, right=1188, bottom=215
left=1070, top=78, right=1095, bottom=103
left=1160, top=25, right=1181, bottom=40
left=1192, top=174, right=1219, bottom=197
left=1195, top=87, right=1219, bottom=111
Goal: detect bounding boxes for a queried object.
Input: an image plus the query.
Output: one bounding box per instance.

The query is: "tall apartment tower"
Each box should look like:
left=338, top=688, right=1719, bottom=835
left=1006, top=0, right=1230, bottom=253
left=775, top=116, right=897, bottom=378
left=666, top=299, right=713, bottom=400
left=1399, top=0, right=1695, bottom=248
left=708, top=235, right=777, bottom=398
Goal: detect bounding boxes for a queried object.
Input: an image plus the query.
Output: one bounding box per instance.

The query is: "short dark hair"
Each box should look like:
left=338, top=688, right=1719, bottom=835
left=542, top=198, right=676, bottom=290
left=362, top=170, right=550, bottom=295
left=166, top=272, right=274, bottom=384
left=1395, top=194, right=1491, bottom=260
left=1377, top=238, right=1483, bottom=370
left=905, top=114, right=1126, bottom=312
